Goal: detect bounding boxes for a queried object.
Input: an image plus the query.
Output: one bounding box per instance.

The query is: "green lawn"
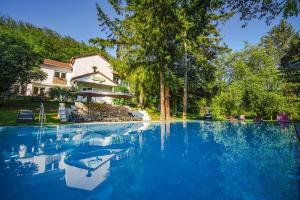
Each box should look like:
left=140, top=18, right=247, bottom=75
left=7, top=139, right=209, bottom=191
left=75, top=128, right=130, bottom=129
left=2, top=100, right=279, bottom=126
left=146, top=108, right=199, bottom=121
left=144, top=109, right=278, bottom=122
left=0, top=100, right=202, bottom=126
left=0, top=100, right=67, bottom=126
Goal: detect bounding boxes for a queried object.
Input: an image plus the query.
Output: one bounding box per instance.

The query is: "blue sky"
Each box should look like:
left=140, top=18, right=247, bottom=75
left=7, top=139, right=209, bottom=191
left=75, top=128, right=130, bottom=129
left=1, top=0, right=300, bottom=53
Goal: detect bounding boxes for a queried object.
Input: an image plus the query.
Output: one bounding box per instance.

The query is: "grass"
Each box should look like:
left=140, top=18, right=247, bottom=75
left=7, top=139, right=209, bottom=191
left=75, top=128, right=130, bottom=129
left=1, top=100, right=283, bottom=126
left=145, top=108, right=199, bottom=121
left=0, top=100, right=70, bottom=126
left=0, top=100, right=202, bottom=126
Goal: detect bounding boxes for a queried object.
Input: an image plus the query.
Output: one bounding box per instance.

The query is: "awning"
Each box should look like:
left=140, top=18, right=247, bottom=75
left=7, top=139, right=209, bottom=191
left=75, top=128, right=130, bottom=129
left=74, top=91, right=133, bottom=99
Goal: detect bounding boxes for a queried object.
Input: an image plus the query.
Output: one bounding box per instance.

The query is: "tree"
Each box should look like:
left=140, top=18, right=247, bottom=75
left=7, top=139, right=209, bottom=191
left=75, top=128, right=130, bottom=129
left=112, top=85, right=130, bottom=105
left=0, top=31, right=47, bottom=94
left=212, top=44, right=288, bottom=119
left=259, top=20, right=300, bottom=98
left=260, top=20, right=300, bottom=65
left=93, top=0, right=182, bottom=120
left=0, top=16, right=107, bottom=63
left=281, top=40, right=300, bottom=97
left=176, top=0, right=228, bottom=119
left=48, top=87, right=74, bottom=103
left=222, top=0, right=300, bottom=26
left=92, top=0, right=227, bottom=121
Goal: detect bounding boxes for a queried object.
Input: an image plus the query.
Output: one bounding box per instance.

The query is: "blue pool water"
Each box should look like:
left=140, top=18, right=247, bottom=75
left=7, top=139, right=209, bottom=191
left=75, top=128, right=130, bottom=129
left=0, top=121, right=299, bottom=200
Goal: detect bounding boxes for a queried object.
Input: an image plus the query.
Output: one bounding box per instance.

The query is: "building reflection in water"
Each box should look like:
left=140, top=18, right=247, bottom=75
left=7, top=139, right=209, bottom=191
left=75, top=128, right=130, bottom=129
left=64, top=149, right=123, bottom=191
left=1, top=122, right=149, bottom=192
left=137, top=122, right=150, bottom=150
left=0, top=121, right=299, bottom=199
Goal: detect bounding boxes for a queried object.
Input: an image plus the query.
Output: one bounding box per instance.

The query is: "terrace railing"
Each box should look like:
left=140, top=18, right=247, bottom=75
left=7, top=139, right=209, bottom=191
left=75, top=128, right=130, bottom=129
left=53, top=77, right=67, bottom=85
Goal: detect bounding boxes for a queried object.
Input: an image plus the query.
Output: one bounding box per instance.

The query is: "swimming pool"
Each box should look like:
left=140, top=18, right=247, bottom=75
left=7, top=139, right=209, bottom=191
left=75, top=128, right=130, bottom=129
left=0, top=121, right=299, bottom=200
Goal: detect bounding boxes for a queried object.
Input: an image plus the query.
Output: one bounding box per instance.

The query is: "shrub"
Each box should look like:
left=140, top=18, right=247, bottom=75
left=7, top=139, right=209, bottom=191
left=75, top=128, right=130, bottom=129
left=48, top=87, right=74, bottom=103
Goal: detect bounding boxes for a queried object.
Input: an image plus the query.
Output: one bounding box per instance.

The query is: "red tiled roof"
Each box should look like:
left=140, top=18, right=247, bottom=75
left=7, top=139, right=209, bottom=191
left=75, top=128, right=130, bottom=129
left=43, top=59, right=71, bottom=69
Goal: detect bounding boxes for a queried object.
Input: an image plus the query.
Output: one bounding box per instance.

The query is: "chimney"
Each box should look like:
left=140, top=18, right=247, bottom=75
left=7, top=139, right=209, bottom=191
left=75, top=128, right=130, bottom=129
left=92, top=66, right=97, bottom=72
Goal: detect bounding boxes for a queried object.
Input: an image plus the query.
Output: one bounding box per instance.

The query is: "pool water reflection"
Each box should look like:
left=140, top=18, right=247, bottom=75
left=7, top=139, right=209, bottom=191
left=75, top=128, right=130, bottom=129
left=0, top=121, right=299, bottom=200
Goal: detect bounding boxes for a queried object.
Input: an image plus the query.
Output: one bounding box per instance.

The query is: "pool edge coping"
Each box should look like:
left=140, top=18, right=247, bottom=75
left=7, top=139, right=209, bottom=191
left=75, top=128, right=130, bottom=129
left=0, top=119, right=202, bottom=128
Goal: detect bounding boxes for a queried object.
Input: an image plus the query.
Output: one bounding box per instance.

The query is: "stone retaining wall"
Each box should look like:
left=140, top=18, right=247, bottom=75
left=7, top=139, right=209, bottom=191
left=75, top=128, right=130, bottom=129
left=75, top=102, right=141, bottom=122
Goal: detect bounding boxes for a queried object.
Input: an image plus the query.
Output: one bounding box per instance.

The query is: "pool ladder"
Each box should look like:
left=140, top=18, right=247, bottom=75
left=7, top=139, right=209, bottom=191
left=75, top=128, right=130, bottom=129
left=39, top=103, right=46, bottom=126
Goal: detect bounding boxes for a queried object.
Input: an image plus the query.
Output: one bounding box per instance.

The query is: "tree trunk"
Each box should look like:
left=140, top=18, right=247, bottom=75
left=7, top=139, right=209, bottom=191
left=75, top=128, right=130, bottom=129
left=160, top=69, right=166, bottom=121
left=138, top=87, right=144, bottom=108
left=165, top=86, right=170, bottom=120
left=173, top=96, right=178, bottom=116
left=183, top=70, right=187, bottom=120
left=182, top=42, right=188, bottom=120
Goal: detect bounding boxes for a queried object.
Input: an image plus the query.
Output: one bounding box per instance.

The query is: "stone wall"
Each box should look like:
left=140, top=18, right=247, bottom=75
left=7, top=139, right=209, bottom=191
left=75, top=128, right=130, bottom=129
left=75, top=102, right=141, bottom=122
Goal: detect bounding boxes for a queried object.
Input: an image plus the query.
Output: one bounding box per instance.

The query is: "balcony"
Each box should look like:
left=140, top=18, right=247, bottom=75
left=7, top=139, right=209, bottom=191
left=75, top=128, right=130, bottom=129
left=53, top=77, right=67, bottom=85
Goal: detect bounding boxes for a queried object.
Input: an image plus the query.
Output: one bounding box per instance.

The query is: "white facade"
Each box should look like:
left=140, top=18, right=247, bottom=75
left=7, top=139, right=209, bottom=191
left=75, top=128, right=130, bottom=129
left=72, top=55, right=113, bottom=80
left=12, top=55, right=120, bottom=104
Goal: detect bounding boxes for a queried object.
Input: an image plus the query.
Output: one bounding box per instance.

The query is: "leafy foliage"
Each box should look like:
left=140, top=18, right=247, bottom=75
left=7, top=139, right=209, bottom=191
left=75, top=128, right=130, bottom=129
left=93, top=0, right=228, bottom=119
left=48, top=87, right=75, bottom=103
left=0, top=31, right=47, bottom=94
left=0, top=15, right=111, bottom=95
left=0, top=16, right=109, bottom=62
left=260, top=20, right=300, bottom=65
left=112, top=86, right=130, bottom=105
left=281, top=39, right=300, bottom=97
left=222, top=0, right=300, bottom=26
left=113, top=85, right=129, bottom=93
left=211, top=44, right=298, bottom=119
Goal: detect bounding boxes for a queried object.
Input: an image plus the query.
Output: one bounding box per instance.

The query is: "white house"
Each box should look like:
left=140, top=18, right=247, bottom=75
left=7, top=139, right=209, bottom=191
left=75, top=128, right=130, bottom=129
left=12, top=54, right=128, bottom=104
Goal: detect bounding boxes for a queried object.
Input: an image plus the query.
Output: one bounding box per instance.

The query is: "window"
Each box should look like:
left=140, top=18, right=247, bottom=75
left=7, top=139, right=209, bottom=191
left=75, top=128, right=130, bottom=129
left=33, top=87, right=39, bottom=95
left=21, top=86, right=27, bottom=95
left=13, top=85, right=20, bottom=94
left=54, top=71, right=60, bottom=78
left=40, top=88, right=45, bottom=96
left=54, top=71, right=66, bottom=79
left=61, top=72, right=66, bottom=79
left=83, top=88, right=92, bottom=91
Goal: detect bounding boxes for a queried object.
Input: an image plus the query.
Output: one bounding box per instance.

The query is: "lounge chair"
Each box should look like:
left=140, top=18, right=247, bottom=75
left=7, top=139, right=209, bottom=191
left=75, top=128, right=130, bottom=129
left=16, top=110, right=34, bottom=123
left=277, top=112, right=289, bottom=123
left=239, top=115, right=245, bottom=121
left=205, top=113, right=212, bottom=120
